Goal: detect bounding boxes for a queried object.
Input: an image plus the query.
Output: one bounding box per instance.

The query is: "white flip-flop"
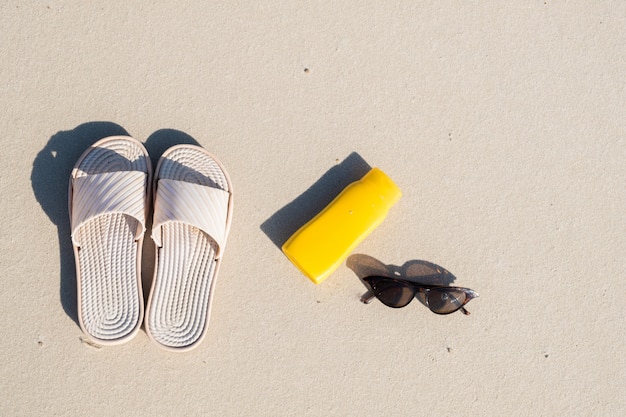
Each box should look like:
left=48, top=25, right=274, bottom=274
left=145, top=145, right=233, bottom=351
left=69, top=136, right=151, bottom=345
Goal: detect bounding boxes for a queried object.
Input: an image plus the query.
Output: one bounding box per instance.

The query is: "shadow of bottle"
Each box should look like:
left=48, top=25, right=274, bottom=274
left=260, top=152, right=372, bottom=249
left=31, top=122, right=131, bottom=325
left=346, top=254, right=458, bottom=309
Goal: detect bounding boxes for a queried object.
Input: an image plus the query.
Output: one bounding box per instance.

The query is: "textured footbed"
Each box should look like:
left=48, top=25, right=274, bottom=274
left=71, top=137, right=149, bottom=343
left=147, top=146, right=231, bottom=350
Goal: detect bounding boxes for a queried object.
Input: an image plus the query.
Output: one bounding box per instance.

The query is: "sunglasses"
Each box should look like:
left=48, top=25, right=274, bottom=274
left=360, top=276, right=479, bottom=315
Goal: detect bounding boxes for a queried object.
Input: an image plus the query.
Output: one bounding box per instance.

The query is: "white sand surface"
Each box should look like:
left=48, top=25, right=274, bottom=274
left=1, top=2, right=624, bottom=416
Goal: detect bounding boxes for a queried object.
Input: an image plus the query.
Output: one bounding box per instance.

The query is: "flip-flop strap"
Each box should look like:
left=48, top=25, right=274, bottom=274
left=71, top=171, right=148, bottom=247
left=151, top=178, right=230, bottom=258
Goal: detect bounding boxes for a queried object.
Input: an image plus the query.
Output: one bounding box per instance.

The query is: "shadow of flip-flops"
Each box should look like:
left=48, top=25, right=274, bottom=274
left=144, top=129, right=200, bottom=170
left=260, top=152, right=372, bottom=249
left=31, top=122, right=130, bottom=325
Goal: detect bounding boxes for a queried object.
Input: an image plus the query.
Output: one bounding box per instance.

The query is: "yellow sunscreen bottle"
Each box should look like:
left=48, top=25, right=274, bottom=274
left=282, top=168, right=402, bottom=284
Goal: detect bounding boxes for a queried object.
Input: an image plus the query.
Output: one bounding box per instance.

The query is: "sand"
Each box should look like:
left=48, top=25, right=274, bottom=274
left=1, top=2, right=624, bottom=416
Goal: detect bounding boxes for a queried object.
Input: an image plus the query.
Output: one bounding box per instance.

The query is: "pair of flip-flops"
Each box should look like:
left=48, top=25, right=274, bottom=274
left=69, top=136, right=233, bottom=351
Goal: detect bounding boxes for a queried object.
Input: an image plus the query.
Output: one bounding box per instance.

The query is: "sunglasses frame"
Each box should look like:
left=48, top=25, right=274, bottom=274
left=361, top=275, right=479, bottom=315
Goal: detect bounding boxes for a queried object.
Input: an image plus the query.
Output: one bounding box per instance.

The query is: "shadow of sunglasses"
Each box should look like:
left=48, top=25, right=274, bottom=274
left=361, top=276, right=479, bottom=315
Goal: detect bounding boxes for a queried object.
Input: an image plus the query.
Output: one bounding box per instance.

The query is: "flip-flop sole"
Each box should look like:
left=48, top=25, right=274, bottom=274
left=146, top=145, right=233, bottom=351
left=69, top=136, right=150, bottom=344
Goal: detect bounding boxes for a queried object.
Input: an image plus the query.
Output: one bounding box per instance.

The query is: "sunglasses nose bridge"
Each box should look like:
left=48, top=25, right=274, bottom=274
left=410, top=286, right=428, bottom=307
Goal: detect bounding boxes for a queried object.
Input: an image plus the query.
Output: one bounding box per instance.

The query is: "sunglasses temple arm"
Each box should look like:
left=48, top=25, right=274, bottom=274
left=360, top=291, right=376, bottom=304
left=459, top=290, right=479, bottom=315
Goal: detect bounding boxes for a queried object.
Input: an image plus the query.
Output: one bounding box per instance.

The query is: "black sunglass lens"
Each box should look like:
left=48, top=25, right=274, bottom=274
left=427, top=289, right=467, bottom=314
left=373, top=281, right=414, bottom=308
